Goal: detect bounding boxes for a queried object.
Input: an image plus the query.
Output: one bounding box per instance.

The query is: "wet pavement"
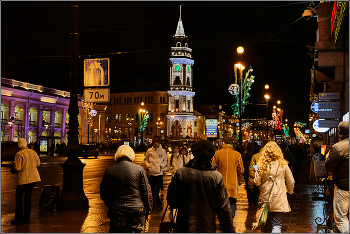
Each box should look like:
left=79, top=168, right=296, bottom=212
left=1, top=153, right=334, bottom=233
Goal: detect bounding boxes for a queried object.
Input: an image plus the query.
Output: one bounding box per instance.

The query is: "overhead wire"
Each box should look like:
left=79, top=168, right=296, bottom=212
left=28, top=2, right=309, bottom=35
left=268, top=16, right=303, bottom=41
left=1, top=22, right=70, bottom=55
left=1, top=30, right=70, bottom=56
left=2, top=2, right=312, bottom=59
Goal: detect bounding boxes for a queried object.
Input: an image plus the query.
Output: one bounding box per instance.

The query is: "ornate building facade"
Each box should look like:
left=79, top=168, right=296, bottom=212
left=1, top=77, right=108, bottom=150
left=167, top=10, right=197, bottom=139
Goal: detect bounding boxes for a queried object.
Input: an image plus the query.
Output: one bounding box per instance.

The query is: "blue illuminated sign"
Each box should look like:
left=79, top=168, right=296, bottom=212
left=311, top=100, right=318, bottom=113
left=205, top=119, right=218, bottom=138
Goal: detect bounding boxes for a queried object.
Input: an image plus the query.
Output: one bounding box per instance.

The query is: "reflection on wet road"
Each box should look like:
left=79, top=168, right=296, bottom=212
left=1, top=154, right=327, bottom=233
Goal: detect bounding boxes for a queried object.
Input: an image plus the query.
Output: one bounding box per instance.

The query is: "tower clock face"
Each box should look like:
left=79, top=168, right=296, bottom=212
left=187, top=65, right=190, bottom=71
left=175, top=64, right=181, bottom=71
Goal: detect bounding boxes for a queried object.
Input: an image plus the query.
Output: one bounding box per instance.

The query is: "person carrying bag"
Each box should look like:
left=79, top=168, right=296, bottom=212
left=253, top=141, right=295, bottom=233
left=252, top=164, right=279, bottom=230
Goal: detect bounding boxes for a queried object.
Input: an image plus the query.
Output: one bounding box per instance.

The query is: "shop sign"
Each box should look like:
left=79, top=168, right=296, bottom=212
left=318, top=92, right=340, bottom=100
left=313, top=119, right=330, bottom=133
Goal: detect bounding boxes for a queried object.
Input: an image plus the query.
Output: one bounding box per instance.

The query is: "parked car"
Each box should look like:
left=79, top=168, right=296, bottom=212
left=80, top=144, right=99, bottom=159
left=1, top=141, right=19, bottom=162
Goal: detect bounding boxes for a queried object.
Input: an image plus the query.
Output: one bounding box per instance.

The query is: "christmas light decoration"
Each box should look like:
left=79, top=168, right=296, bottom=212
left=168, top=91, right=195, bottom=97
left=293, top=121, right=309, bottom=143
left=169, top=58, right=194, bottom=65
left=228, top=84, right=240, bottom=95
left=138, top=110, right=149, bottom=132
left=283, top=124, right=290, bottom=138
left=231, top=66, right=255, bottom=118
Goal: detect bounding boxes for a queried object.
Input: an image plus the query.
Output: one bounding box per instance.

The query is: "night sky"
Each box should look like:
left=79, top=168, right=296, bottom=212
left=1, top=1, right=318, bottom=126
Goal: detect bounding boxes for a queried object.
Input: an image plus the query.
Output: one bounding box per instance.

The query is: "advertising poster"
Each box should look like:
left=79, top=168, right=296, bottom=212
left=84, top=58, right=110, bottom=87
left=205, top=119, right=218, bottom=138
left=40, top=139, right=47, bottom=152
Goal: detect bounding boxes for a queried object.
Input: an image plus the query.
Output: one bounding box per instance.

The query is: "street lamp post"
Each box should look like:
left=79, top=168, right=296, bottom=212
left=237, top=47, right=244, bottom=146
left=138, top=102, right=148, bottom=146
left=264, top=93, right=270, bottom=139
left=56, top=3, right=89, bottom=209
left=156, top=118, right=163, bottom=138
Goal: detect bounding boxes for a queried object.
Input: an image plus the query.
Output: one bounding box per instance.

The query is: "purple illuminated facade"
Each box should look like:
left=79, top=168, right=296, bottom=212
left=1, top=77, right=87, bottom=153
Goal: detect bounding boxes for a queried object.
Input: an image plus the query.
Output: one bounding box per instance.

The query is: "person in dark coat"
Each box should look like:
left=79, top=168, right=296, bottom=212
left=242, top=142, right=255, bottom=206
left=280, top=141, right=296, bottom=172
left=100, top=145, right=153, bottom=233
left=167, top=139, right=234, bottom=233
left=325, top=121, right=349, bottom=233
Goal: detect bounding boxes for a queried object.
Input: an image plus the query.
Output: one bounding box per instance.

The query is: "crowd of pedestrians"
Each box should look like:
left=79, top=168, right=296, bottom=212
left=8, top=121, right=348, bottom=233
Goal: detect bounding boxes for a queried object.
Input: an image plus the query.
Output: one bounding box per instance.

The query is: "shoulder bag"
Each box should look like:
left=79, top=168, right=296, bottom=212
left=159, top=205, right=179, bottom=233
left=252, top=163, right=280, bottom=230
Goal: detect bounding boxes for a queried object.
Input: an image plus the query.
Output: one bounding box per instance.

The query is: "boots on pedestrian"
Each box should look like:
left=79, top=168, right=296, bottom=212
left=11, top=219, right=24, bottom=225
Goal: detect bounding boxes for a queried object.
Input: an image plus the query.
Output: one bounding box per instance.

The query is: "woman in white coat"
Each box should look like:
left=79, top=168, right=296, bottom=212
left=166, top=146, right=190, bottom=176
left=254, top=141, right=295, bottom=233
left=11, top=138, right=41, bottom=225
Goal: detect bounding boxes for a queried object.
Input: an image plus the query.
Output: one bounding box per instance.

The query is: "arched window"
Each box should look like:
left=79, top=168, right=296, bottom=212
left=175, top=76, right=181, bottom=85
left=55, top=110, right=62, bottom=128
left=14, top=105, right=24, bottom=125
left=185, top=43, right=188, bottom=47
left=1, top=103, right=9, bottom=122
left=149, top=113, right=153, bottom=122
left=176, top=42, right=181, bottom=47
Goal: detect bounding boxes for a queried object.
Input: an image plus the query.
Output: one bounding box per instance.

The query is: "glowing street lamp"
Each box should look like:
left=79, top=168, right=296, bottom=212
left=237, top=46, right=244, bottom=54
left=277, top=100, right=281, bottom=105
left=264, top=94, right=270, bottom=139
left=265, top=84, right=269, bottom=90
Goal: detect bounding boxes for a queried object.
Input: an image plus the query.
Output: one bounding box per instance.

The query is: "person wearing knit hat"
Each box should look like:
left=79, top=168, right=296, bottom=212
left=167, top=139, right=234, bottom=232
left=325, top=121, right=349, bottom=233
left=100, top=145, right=152, bottom=232
left=11, top=138, right=41, bottom=225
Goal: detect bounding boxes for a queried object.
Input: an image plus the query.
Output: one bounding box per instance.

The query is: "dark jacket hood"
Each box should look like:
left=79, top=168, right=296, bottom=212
left=185, top=158, right=216, bottom=171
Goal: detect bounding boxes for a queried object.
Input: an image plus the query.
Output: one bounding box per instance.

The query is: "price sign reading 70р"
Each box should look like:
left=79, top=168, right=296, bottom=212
left=84, top=88, right=110, bottom=103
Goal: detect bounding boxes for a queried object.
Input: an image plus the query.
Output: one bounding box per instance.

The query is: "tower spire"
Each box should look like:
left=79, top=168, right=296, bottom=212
left=174, top=4, right=186, bottom=38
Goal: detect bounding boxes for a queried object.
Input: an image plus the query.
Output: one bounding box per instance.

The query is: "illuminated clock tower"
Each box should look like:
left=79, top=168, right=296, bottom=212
left=167, top=6, right=196, bottom=139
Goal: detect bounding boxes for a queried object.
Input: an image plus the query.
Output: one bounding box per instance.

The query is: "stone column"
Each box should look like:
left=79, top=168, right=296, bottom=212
left=9, top=100, right=15, bottom=141
left=50, top=107, right=56, bottom=130
left=61, top=108, right=67, bottom=143
left=38, top=105, right=43, bottom=134
left=24, top=102, right=30, bottom=142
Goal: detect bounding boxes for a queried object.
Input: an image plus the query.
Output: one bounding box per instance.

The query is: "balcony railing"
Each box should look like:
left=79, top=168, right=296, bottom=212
left=29, top=121, right=37, bottom=127
left=54, top=123, right=61, bottom=128
left=14, top=120, right=23, bottom=125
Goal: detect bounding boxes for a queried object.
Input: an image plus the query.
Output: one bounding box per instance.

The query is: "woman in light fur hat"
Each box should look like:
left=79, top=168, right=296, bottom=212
left=11, top=138, right=41, bottom=225
left=100, top=145, right=153, bottom=232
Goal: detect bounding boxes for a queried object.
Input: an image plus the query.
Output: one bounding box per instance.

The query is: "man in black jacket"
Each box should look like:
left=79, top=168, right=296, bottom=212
left=280, top=141, right=296, bottom=172
left=100, top=145, right=152, bottom=233
left=167, top=139, right=234, bottom=233
left=325, top=121, right=349, bottom=233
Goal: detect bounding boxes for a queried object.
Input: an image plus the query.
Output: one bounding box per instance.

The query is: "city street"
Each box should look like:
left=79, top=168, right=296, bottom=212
left=1, top=153, right=330, bottom=233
